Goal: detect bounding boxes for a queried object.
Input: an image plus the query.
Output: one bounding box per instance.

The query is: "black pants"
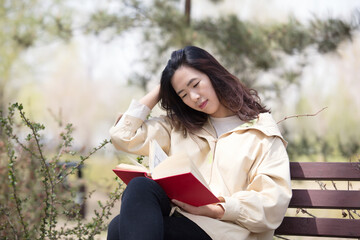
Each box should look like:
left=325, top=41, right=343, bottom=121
left=107, top=177, right=212, bottom=240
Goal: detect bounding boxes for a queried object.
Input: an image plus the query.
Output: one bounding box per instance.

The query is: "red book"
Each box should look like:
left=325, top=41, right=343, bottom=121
left=113, top=141, right=219, bottom=207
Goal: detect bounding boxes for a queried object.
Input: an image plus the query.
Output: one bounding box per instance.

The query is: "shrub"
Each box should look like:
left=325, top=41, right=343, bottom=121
left=0, top=103, right=123, bottom=239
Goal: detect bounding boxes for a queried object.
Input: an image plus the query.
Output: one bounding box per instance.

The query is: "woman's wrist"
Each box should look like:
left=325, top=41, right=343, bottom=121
left=139, top=84, right=160, bottom=110
left=215, top=203, right=225, bottom=219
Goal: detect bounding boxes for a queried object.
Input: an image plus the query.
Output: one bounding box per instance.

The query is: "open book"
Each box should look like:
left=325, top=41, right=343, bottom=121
left=113, top=140, right=219, bottom=207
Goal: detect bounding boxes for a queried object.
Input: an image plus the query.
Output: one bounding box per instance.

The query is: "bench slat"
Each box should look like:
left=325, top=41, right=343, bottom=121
left=290, top=162, right=360, bottom=180
left=276, top=162, right=360, bottom=238
left=275, top=217, right=360, bottom=238
left=289, top=189, right=360, bottom=209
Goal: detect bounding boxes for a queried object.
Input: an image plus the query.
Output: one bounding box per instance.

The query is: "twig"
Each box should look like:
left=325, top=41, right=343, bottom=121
left=347, top=210, right=355, bottom=219
left=17, top=107, right=57, bottom=238
left=47, top=108, right=63, bottom=127
left=316, top=180, right=327, bottom=190
left=350, top=209, right=360, bottom=218
left=54, top=139, right=110, bottom=185
left=331, top=181, right=337, bottom=190
left=331, top=181, right=353, bottom=219
left=277, top=107, right=328, bottom=124
left=6, top=142, right=29, bottom=238
left=9, top=132, right=42, bottom=159
left=87, top=190, right=121, bottom=239
left=298, top=208, right=317, bottom=218
left=1, top=205, right=19, bottom=240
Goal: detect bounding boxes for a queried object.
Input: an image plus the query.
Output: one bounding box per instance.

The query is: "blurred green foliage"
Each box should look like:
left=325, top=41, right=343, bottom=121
left=0, top=0, right=73, bottom=114
left=81, top=0, right=358, bottom=91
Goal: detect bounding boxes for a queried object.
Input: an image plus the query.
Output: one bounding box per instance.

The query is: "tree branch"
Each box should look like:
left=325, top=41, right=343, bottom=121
left=277, top=107, right=328, bottom=124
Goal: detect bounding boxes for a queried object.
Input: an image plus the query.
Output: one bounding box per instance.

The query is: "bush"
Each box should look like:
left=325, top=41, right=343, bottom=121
left=0, top=103, right=123, bottom=239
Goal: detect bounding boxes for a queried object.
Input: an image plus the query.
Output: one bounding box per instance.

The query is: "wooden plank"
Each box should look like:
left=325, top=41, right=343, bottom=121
left=275, top=217, right=360, bottom=238
left=290, top=162, right=360, bottom=181
left=289, top=189, right=360, bottom=209
left=277, top=162, right=360, bottom=238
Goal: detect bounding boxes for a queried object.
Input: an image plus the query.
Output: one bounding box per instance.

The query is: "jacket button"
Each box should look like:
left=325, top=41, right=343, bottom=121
left=125, top=120, right=131, bottom=126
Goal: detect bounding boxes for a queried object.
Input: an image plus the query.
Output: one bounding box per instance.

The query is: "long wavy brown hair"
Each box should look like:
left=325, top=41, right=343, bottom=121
left=159, top=46, right=269, bottom=132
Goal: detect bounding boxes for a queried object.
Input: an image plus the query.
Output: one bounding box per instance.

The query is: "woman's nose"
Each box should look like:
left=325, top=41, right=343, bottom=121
left=189, top=91, right=200, bottom=102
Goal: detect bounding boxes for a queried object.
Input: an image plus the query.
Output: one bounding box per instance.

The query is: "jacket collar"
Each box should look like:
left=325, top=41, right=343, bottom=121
left=194, top=118, right=217, bottom=139
left=195, top=113, right=287, bottom=146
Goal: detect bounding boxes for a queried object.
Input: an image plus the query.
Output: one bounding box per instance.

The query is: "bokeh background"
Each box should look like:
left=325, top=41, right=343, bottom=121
left=1, top=0, right=360, bottom=239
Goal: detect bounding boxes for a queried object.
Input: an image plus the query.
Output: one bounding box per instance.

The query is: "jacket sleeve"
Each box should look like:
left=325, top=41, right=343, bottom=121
left=109, top=114, right=172, bottom=157
left=220, top=136, right=292, bottom=233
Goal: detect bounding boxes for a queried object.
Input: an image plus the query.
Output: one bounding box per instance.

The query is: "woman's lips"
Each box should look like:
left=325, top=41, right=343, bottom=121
left=199, top=100, right=208, bottom=109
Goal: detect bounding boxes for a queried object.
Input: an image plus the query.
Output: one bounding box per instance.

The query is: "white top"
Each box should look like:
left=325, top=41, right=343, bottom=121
left=210, top=115, right=244, bottom=137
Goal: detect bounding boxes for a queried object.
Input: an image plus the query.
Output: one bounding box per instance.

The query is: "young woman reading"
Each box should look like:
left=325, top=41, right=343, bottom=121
left=107, top=46, right=292, bottom=240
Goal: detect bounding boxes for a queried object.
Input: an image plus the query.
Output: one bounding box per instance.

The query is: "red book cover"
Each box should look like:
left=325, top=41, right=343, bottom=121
left=112, top=169, right=219, bottom=207
left=112, top=140, right=219, bottom=207
left=154, top=172, right=219, bottom=207
left=112, top=169, right=148, bottom=185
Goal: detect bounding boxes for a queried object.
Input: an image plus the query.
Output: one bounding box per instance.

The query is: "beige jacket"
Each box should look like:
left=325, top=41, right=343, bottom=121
left=110, top=112, right=292, bottom=240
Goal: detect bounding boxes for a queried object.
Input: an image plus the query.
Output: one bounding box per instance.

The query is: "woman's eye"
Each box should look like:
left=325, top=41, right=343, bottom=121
left=194, top=82, right=200, bottom=87
left=181, top=94, right=187, bottom=99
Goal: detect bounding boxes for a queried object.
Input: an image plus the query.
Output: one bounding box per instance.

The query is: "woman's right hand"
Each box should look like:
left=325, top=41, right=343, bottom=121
left=139, top=84, right=160, bottom=110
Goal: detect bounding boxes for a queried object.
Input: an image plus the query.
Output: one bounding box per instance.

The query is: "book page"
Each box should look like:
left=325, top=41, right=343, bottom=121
left=152, top=153, right=211, bottom=189
left=152, top=153, right=190, bottom=179
left=188, top=158, right=211, bottom=190
left=114, top=156, right=149, bottom=173
left=114, top=163, right=148, bottom=173
left=149, top=140, right=168, bottom=172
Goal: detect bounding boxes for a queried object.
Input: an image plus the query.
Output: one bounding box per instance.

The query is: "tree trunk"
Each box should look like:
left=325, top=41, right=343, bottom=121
left=185, top=0, right=191, bottom=26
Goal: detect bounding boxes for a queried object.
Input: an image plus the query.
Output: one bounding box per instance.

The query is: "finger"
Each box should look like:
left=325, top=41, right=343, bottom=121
left=172, top=199, right=187, bottom=210
left=171, top=199, right=180, bottom=205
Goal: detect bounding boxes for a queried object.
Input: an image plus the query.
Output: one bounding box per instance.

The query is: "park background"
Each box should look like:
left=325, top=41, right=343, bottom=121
left=1, top=0, right=360, bottom=239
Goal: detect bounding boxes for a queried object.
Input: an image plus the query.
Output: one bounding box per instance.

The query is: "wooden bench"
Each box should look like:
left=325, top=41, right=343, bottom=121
left=275, top=162, right=360, bottom=239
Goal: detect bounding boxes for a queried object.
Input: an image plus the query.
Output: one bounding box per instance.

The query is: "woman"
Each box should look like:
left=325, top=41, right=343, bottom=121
left=108, top=46, right=292, bottom=240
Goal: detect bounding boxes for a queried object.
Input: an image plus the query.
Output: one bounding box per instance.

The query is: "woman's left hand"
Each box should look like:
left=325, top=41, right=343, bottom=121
left=172, top=199, right=224, bottom=219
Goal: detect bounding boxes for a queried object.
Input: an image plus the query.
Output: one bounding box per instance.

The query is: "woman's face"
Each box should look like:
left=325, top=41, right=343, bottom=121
left=171, top=65, right=233, bottom=118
